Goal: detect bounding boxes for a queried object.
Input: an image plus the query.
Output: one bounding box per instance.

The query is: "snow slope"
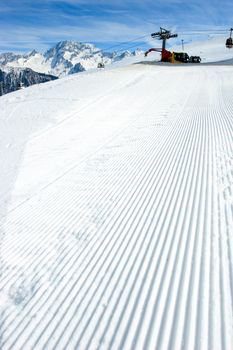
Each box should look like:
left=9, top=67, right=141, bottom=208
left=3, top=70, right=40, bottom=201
left=0, top=63, right=233, bottom=349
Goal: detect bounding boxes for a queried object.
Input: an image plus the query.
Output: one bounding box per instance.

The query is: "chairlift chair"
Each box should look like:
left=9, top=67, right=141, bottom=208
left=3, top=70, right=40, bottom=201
left=226, top=28, right=233, bottom=48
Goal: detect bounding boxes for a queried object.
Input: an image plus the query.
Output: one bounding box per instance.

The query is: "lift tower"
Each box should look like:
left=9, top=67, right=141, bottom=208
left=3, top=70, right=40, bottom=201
left=151, top=27, right=178, bottom=50
left=145, top=27, right=201, bottom=63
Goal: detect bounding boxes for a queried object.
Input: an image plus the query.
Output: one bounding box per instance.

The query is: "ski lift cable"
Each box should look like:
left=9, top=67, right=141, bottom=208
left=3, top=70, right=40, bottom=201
left=0, top=34, right=150, bottom=53
left=114, top=42, right=148, bottom=52
left=94, top=27, right=233, bottom=55
left=178, top=26, right=229, bottom=31
left=180, top=31, right=228, bottom=36
left=180, top=29, right=227, bottom=32
left=95, top=34, right=151, bottom=54
left=178, top=28, right=231, bottom=37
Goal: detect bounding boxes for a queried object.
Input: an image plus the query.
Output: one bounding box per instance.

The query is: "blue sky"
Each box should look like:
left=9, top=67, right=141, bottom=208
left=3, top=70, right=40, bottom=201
left=0, top=0, right=232, bottom=53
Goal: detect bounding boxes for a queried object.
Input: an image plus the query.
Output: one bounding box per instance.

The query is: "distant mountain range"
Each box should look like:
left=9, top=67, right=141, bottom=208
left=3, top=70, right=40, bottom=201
left=0, top=41, right=143, bottom=95
left=0, top=41, right=143, bottom=78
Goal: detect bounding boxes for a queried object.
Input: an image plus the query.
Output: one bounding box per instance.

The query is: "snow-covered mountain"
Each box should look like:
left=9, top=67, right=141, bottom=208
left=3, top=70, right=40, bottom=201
left=0, top=41, right=143, bottom=77
left=0, top=67, right=57, bottom=95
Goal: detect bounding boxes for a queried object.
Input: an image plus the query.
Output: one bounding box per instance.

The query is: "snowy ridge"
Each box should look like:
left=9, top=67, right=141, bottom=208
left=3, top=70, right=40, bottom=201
left=0, top=41, right=143, bottom=77
left=0, top=64, right=233, bottom=349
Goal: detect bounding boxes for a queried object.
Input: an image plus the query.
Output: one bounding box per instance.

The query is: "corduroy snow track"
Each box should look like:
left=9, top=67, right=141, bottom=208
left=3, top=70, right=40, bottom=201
left=0, top=63, right=232, bottom=350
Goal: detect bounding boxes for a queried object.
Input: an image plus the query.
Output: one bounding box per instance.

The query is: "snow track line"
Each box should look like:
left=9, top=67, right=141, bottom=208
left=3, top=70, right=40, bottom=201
left=38, top=78, right=198, bottom=350
left=61, top=95, right=195, bottom=350
left=166, top=110, right=203, bottom=350
left=214, top=85, right=233, bottom=349
left=0, top=72, right=182, bottom=258
left=181, top=109, right=206, bottom=350
left=0, top=73, right=182, bottom=289
left=3, top=74, right=191, bottom=350
left=0, top=72, right=189, bottom=346
left=136, top=100, right=201, bottom=350
left=106, top=99, right=198, bottom=350
left=1, top=73, right=195, bottom=348
left=143, top=108, right=201, bottom=350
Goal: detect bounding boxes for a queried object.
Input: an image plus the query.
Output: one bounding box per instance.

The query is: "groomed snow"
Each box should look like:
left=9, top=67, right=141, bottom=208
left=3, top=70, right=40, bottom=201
left=0, top=62, right=233, bottom=349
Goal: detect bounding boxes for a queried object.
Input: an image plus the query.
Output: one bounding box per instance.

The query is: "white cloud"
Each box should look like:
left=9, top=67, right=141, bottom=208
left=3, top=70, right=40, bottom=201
left=0, top=19, right=155, bottom=53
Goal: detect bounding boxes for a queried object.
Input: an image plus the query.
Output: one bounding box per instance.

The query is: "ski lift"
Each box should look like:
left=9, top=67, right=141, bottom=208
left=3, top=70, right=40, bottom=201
left=226, top=28, right=233, bottom=48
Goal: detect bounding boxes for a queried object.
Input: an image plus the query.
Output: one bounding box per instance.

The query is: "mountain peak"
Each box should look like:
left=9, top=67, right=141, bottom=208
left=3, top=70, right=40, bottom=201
left=45, top=41, right=98, bottom=57
left=28, top=49, right=38, bottom=57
